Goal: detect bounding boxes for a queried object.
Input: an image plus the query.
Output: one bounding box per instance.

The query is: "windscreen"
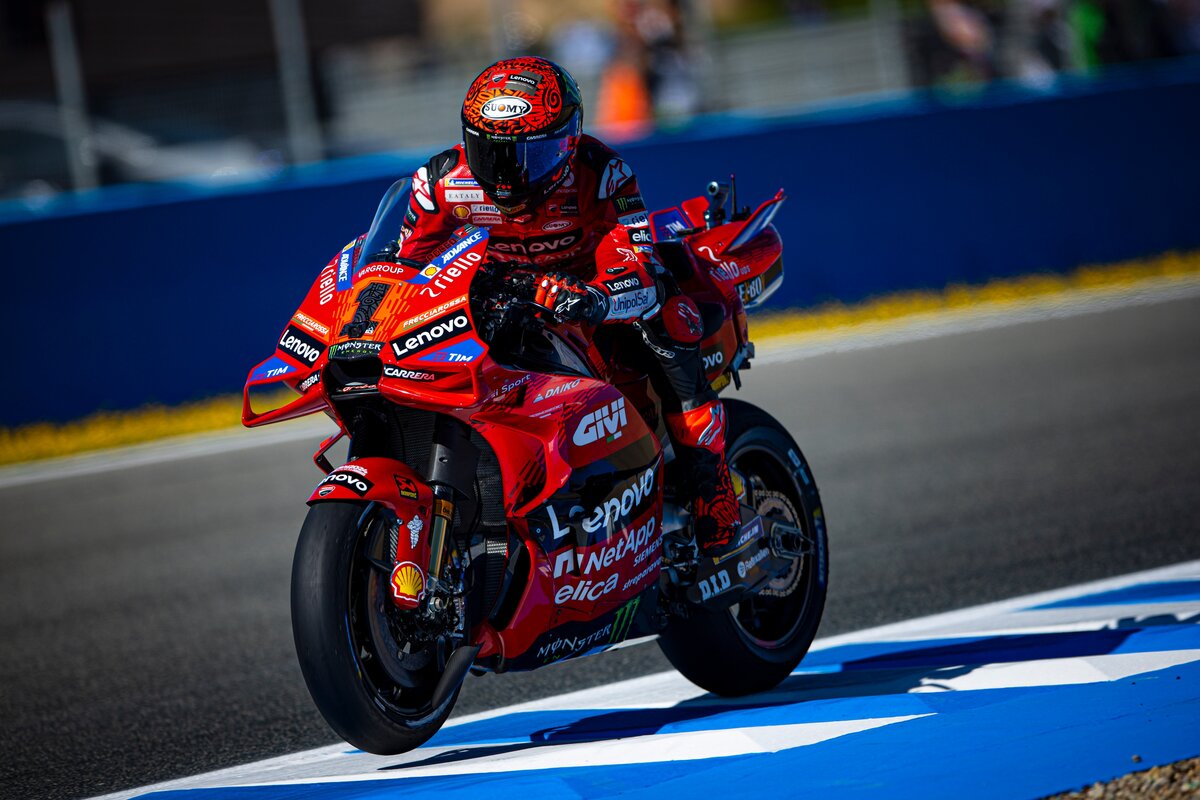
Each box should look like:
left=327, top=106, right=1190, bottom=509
left=357, top=178, right=413, bottom=267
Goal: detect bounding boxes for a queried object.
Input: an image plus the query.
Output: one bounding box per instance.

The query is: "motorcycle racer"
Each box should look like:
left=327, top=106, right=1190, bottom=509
left=394, top=56, right=739, bottom=555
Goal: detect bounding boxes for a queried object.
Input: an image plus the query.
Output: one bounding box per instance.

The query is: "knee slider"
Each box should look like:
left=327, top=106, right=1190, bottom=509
left=661, top=295, right=704, bottom=344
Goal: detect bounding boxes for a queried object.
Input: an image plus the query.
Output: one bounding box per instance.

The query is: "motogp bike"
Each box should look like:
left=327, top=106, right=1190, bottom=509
left=242, top=177, right=828, bottom=753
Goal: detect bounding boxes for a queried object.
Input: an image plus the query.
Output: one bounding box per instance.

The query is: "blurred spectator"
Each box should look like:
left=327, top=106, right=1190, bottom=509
left=595, top=40, right=655, bottom=141
left=1070, top=0, right=1180, bottom=68
left=1169, top=0, right=1200, bottom=52
left=1010, top=0, right=1072, bottom=84
left=906, top=0, right=1002, bottom=85
left=1031, top=0, right=1072, bottom=72
left=592, top=0, right=698, bottom=138
left=630, top=0, right=699, bottom=119
left=550, top=18, right=614, bottom=83
left=1070, top=0, right=1109, bottom=67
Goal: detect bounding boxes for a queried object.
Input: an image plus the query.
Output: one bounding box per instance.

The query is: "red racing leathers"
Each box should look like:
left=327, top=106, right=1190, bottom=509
left=395, top=134, right=739, bottom=552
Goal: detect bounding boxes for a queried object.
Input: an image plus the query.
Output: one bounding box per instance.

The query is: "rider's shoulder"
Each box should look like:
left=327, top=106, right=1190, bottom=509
left=419, top=145, right=467, bottom=185
left=409, top=146, right=473, bottom=215
left=575, top=134, right=627, bottom=174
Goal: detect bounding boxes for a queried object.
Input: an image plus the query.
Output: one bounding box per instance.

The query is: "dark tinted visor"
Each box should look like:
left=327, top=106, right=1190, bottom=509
left=464, top=130, right=572, bottom=196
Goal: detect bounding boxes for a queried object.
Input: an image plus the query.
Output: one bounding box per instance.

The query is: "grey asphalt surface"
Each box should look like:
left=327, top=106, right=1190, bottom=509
left=3, top=294, right=1199, bottom=800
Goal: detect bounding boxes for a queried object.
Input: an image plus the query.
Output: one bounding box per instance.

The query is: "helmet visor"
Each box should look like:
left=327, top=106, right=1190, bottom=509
left=464, top=130, right=572, bottom=202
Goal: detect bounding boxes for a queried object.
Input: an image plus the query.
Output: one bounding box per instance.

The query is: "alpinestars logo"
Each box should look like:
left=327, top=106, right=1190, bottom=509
left=598, top=158, right=633, bottom=200
left=390, top=310, right=470, bottom=359
left=412, top=166, right=435, bottom=212
left=573, top=398, right=628, bottom=446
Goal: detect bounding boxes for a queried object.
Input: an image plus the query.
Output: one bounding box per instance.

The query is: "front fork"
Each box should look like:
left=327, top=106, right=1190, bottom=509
left=337, top=409, right=479, bottom=614
left=422, top=416, right=479, bottom=607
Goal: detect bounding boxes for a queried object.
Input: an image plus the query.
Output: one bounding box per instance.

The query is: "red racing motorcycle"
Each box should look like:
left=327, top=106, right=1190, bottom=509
left=243, top=177, right=828, bottom=754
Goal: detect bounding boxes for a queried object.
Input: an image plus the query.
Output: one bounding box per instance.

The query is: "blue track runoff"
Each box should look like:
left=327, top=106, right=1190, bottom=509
left=109, top=561, right=1200, bottom=800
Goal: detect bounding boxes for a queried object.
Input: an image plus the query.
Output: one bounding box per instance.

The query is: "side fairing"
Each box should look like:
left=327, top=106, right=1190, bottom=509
left=474, top=379, right=665, bottom=669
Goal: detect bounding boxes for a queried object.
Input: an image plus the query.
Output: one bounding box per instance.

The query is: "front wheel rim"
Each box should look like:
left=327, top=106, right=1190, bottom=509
left=346, top=507, right=442, bottom=722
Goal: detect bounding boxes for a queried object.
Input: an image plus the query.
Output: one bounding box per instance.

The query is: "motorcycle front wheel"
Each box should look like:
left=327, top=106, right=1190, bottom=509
left=291, top=501, right=458, bottom=754
left=658, top=398, right=829, bottom=696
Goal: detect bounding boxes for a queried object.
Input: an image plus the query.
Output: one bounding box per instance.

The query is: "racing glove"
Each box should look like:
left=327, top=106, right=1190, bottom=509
left=533, top=272, right=606, bottom=324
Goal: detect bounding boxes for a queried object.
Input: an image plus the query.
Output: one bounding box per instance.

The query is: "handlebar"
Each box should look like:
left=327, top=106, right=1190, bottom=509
left=472, top=262, right=549, bottom=342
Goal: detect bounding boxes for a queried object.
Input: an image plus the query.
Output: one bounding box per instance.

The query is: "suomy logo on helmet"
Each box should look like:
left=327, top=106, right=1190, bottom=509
left=481, top=96, right=532, bottom=120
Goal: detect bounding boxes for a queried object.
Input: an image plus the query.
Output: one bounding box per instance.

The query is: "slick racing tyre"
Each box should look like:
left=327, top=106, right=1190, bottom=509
left=658, top=399, right=829, bottom=696
left=291, top=501, right=458, bottom=754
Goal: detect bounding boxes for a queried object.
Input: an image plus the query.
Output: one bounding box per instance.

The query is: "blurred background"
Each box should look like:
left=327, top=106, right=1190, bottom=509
left=2, top=6, right=1200, bottom=799
left=2, top=0, right=1198, bottom=202
left=0, top=0, right=1198, bottom=428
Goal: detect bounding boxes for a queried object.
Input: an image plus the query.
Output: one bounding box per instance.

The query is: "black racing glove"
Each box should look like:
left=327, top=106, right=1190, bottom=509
left=533, top=272, right=606, bottom=324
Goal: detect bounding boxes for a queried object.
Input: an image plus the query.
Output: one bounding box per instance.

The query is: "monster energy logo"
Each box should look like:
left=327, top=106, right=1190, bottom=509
left=609, top=597, right=640, bottom=644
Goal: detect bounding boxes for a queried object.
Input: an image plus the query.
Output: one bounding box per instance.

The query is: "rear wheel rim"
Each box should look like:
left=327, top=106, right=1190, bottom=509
left=727, top=440, right=818, bottom=653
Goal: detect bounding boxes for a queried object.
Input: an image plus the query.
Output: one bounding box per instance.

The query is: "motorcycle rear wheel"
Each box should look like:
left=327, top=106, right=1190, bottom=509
left=658, top=398, right=829, bottom=696
left=291, top=501, right=458, bottom=754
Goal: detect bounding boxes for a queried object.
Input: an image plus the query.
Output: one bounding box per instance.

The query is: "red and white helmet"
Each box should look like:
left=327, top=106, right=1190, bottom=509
left=461, top=57, right=583, bottom=216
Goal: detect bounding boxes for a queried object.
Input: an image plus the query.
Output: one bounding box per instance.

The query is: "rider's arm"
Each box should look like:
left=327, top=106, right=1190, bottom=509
left=533, top=223, right=662, bottom=325
left=583, top=159, right=662, bottom=324
left=584, top=224, right=661, bottom=322
left=533, top=155, right=666, bottom=325
left=395, top=149, right=462, bottom=263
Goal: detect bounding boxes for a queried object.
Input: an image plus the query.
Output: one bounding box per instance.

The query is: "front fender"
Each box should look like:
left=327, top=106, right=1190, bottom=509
left=308, top=458, right=434, bottom=607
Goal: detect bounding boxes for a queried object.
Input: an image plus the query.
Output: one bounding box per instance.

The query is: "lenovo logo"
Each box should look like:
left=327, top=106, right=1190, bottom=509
left=491, top=233, right=579, bottom=256
left=278, top=325, right=323, bottom=366
left=390, top=311, right=470, bottom=359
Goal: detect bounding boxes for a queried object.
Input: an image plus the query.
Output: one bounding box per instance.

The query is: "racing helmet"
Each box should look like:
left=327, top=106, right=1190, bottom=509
left=461, top=57, right=583, bottom=216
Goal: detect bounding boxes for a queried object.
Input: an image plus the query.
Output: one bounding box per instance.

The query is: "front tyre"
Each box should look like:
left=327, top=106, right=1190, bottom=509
left=658, top=399, right=829, bottom=696
left=291, top=501, right=457, bottom=754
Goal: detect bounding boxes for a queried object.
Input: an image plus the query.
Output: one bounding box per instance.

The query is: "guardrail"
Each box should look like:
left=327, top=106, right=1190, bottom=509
left=2, top=61, right=1197, bottom=426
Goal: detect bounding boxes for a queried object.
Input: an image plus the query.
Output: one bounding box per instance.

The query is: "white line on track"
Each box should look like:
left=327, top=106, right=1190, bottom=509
left=754, top=274, right=1200, bottom=364
left=0, top=416, right=336, bottom=491
left=7, top=274, right=1198, bottom=491
left=88, top=557, right=1200, bottom=800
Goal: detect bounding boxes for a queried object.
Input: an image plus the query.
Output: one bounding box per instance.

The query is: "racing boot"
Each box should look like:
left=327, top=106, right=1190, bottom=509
left=666, top=400, right=741, bottom=557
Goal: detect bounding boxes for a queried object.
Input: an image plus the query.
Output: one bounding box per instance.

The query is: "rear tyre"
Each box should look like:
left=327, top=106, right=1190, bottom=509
left=291, top=501, right=457, bottom=754
left=658, top=398, right=829, bottom=696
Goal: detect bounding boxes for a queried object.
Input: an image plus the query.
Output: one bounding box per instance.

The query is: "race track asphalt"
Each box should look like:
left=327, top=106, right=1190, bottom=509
left=2, top=294, right=1198, bottom=800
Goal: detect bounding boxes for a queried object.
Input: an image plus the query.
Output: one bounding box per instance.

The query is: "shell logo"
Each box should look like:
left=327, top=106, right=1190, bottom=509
left=453, top=205, right=470, bottom=219
left=390, top=561, right=426, bottom=607
left=421, top=265, right=439, bottom=278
